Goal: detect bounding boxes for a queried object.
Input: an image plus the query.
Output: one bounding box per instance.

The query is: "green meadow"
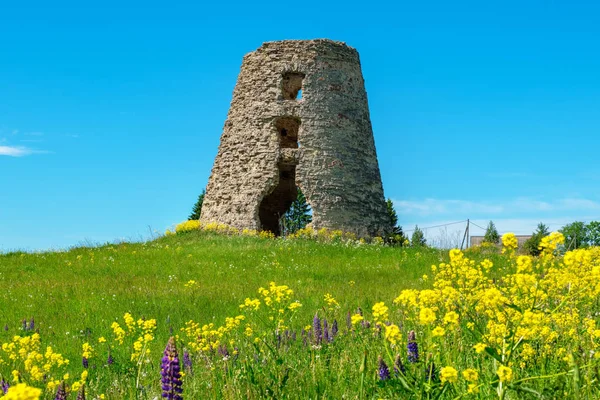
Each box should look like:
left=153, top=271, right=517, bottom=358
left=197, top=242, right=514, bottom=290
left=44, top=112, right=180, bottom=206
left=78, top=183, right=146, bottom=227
left=1, top=231, right=598, bottom=399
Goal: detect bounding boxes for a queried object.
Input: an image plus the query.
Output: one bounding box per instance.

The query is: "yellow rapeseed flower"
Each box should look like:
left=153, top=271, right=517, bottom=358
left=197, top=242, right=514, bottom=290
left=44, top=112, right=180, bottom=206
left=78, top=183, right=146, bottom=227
left=462, top=368, right=479, bottom=382
left=497, top=365, right=513, bottom=382
left=440, top=366, right=458, bottom=384
left=419, top=308, right=436, bottom=325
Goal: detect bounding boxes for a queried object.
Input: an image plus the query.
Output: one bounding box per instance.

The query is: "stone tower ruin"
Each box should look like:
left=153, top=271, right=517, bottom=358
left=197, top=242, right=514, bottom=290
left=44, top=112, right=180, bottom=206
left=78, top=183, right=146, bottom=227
left=201, top=39, right=391, bottom=237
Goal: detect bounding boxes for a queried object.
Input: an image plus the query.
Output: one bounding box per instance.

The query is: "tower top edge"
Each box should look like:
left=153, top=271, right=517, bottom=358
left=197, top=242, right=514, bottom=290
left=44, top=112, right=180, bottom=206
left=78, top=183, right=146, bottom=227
left=252, top=39, right=358, bottom=54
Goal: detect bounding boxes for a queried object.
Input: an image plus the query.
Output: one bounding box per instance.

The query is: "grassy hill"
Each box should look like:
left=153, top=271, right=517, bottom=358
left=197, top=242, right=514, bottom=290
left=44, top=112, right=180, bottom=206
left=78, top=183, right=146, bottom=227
left=0, top=231, right=597, bottom=399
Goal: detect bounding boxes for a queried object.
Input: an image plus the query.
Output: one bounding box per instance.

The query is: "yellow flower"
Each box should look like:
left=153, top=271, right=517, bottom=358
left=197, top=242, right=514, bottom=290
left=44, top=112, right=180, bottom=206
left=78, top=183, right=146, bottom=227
left=462, top=368, right=479, bottom=382
left=2, top=383, right=42, bottom=400
left=432, top=326, right=446, bottom=337
left=473, top=343, right=487, bottom=354
left=372, top=302, right=389, bottom=324
left=467, top=383, right=480, bottom=394
left=497, top=365, right=513, bottom=382
left=443, top=311, right=459, bottom=325
left=501, top=233, right=518, bottom=254
left=384, top=324, right=402, bottom=345
left=350, top=314, right=364, bottom=326
left=419, top=308, right=436, bottom=325
left=98, top=337, right=106, bottom=343
left=440, top=366, right=458, bottom=384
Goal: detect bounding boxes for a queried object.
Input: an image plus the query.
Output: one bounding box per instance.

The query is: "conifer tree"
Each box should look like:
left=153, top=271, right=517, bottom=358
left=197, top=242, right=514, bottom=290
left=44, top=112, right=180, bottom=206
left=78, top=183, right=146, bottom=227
left=386, top=199, right=407, bottom=245
left=281, top=188, right=312, bottom=235
left=188, top=189, right=205, bottom=220
left=483, top=221, right=500, bottom=244
left=411, top=225, right=427, bottom=247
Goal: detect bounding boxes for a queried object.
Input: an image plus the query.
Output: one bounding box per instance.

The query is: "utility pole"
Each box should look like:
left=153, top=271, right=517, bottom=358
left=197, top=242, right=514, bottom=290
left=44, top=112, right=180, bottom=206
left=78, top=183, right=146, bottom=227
left=460, top=219, right=470, bottom=250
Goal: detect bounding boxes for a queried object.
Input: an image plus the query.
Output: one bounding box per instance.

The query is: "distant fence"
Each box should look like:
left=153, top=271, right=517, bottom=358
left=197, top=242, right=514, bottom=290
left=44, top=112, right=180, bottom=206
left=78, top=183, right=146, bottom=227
left=469, top=235, right=532, bottom=248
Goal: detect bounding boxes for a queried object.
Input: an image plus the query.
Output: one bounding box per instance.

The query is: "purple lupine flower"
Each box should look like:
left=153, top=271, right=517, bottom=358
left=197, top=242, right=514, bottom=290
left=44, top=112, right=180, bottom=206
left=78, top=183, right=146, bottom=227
left=378, top=356, right=391, bottom=381
left=28, top=317, right=35, bottom=331
left=22, top=319, right=27, bottom=331
left=407, top=330, right=419, bottom=363
left=183, top=350, right=192, bottom=374
left=313, top=314, right=322, bottom=345
left=1, top=379, right=9, bottom=394
left=361, top=320, right=371, bottom=329
left=161, top=337, right=183, bottom=400
left=107, top=353, right=114, bottom=366
left=76, top=384, right=86, bottom=400
left=82, top=356, right=89, bottom=369
left=3, top=324, right=8, bottom=331
left=394, top=354, right=405, bottom=375
left=301, top=328, right=308, bottom=347
left=331, top=320, right=338, bottom=338
left=291, top=330, right=297, bottom=342
left=54, top=381, right=68, bottom=400
left=323, top=319, right=330, bottom=343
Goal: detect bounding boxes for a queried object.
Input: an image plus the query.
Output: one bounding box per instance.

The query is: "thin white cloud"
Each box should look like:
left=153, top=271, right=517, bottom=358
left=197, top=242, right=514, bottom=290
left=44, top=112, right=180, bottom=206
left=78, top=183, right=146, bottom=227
left=393, top=197, right=600, bottom=217
left=0, top=145, right=48, bottom=157
left=0, top=146, right=33, bottom=157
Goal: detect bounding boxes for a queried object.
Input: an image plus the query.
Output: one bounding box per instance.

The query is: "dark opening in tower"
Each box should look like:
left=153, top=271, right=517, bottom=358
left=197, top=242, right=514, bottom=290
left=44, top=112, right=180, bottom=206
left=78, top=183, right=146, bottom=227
left=258, top=116, right=302, bottom=235
left=275, top=117, right=300, bottom=148
left=282, top=72, right=305, bottom=100
left=259, top=165, right=298, bottom=236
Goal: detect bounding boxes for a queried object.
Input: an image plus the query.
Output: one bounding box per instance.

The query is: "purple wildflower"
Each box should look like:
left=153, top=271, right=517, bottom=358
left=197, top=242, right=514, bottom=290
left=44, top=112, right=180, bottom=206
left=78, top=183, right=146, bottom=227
left=82, top=357, right=89, bottom=369
left=76, top=384, right=86, bottom=400
left=161, top=337, right=183, bottom=400
left=107, top=353, right=114, bottom=366
left=301, top=328, right=308, bottom=347
left=378, top=356, right=390, bottom=381
left=1, top=379, right=9, bottom=394
left=3, top=324, right=7, bottom=331
left=54, top=381, right=68, bottom=400
left=331, top=320, right=338, bottom=338
left=394, top=354, right=405, bottom=375
left=313, top=314, right=322, bottom=345
left=28, top=317, right=35, bottom=331
left=323, top=319, right=330, bottom=343
left=407, top=330, right=419, bottom=363
left=22, top=319, right=27, bottom=331
left=183, top=350, right=192, bottom=374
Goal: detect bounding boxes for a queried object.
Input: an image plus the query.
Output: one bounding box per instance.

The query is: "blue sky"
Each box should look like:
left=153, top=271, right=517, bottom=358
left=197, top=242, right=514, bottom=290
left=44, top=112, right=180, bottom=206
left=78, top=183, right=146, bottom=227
left=1, top=0, right=599, bottom=251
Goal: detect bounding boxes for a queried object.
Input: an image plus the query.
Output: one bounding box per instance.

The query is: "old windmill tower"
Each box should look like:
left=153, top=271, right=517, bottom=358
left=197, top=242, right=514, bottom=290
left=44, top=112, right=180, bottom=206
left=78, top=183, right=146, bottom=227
left=201, top=39, right=390, bottom=237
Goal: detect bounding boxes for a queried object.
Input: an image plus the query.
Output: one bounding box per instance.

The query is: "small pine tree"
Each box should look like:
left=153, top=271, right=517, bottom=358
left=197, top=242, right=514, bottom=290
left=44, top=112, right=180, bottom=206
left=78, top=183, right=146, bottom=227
left=188, top=189, right=206, bottom=220
left=281, top=188, right=312, bottom=235
left=523, top=222, right=550, bottom=256
left=483, top=221, right=500, bottom=245
left=386, top=199, right=407, bottom=245
left=411, top=225, right=427, bottom=247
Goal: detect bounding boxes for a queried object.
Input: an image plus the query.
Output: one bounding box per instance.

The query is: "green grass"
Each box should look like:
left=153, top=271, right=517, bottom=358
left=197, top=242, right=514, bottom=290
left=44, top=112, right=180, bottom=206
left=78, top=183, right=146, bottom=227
left=5, top=232, right=584, bottom=399
left=1, top=232, right=445, bottom=342
left=0, top=232, right=462, bottom=398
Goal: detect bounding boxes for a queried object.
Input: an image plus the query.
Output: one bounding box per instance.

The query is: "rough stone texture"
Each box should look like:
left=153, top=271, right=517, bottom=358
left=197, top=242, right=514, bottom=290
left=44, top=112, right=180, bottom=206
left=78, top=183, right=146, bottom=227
left=201, top=39, right=391, bottom=237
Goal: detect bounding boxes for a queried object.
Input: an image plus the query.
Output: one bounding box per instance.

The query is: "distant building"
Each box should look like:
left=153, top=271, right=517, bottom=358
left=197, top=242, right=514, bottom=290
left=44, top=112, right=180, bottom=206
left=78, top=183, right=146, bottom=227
left=470, top=235, right=532, bottom=248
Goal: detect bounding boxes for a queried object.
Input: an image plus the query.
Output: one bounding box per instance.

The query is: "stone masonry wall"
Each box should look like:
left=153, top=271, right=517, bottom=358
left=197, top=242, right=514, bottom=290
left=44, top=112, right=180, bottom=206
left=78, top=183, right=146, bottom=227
left=201, top=39, right=391, bottom=237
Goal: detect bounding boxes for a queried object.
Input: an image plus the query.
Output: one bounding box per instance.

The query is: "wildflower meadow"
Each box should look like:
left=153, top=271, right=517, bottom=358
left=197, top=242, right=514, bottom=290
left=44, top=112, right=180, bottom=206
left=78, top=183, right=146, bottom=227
left=1, top=223, right=599, bottom=399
